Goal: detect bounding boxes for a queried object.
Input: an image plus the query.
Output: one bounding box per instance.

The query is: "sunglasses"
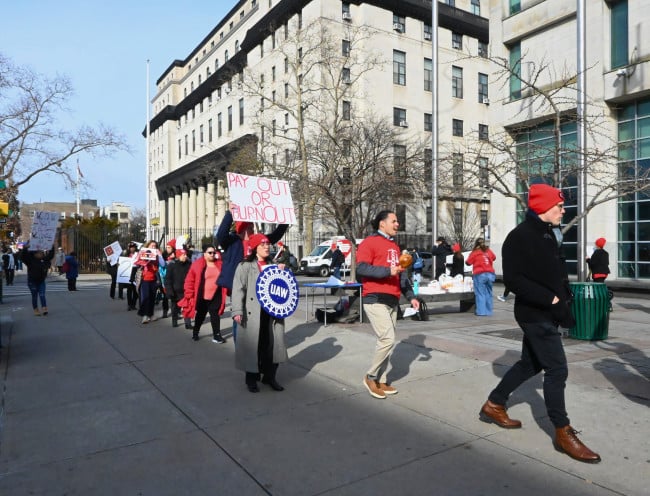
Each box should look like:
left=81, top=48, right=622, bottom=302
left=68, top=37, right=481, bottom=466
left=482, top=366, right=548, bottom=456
left=205, top=251, right=215, bottom=254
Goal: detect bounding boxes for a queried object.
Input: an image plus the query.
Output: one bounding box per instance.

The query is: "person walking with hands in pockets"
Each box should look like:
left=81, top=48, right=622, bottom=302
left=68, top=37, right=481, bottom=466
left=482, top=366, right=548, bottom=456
left=356, top=210, right=419, bottom=399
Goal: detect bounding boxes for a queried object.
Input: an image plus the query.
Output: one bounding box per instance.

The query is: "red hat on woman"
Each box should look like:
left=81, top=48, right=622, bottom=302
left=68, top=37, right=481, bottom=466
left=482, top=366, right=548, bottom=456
left=249, top=233, right=270, bottom=251
left=175, top=249, right=187, bottom=258
left=166, top=239, right=176, bottom=249
left=235, top=221, right=252, bottom=234
left=528, top=184, right=565, bottom=214
left=595, top=237, right=606, bottom=248
left=452, top=243, right=461, bottom=252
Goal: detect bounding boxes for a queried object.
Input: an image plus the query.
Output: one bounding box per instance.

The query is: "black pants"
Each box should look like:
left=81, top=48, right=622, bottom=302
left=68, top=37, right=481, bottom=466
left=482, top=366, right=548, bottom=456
left=170, top=295, right=182, bottom=322
left=488, top=321, right=569, bottom=428
left=246, top=311, right=277, bottom=384
left=4, top=268, right=14, bottom=285
left=67, top=278, right=77, bottom=291
left=193, top=292, right=222, bottom=338
left=127, top=284, right=138, bottom=309
left=138, top=281, right=157, bottom=317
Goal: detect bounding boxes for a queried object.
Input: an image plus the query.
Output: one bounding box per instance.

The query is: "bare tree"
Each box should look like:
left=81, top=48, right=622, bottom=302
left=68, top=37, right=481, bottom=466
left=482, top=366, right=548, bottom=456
left=0, top=54, right=129, bottom=196
left=437, top=200, right=484, bottom=251
left=241, top=18, right=384, bottom=252
left=458, top=51, right=650, bottom=235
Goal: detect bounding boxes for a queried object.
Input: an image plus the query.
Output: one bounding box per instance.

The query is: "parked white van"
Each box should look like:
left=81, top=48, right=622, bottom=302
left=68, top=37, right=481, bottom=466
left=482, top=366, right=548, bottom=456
left=299, top=236, right=360, bottom=277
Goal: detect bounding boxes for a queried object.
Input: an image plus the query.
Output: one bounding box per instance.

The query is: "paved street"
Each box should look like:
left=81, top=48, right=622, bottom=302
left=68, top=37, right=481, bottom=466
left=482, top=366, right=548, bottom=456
left=0, top=271, right=648, bottom=495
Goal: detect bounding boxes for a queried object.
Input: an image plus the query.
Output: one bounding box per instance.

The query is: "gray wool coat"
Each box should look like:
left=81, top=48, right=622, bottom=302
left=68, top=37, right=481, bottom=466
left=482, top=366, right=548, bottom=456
left=231, top=261, right=288, bottom=372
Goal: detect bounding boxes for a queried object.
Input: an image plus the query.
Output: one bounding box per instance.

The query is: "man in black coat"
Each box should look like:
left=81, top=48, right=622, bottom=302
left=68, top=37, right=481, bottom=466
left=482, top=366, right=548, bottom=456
left=164, top=249, right=192, bottom=328
left=431, top=237, right=452, bottom=279
left=479, top=183, right=601, bottom=464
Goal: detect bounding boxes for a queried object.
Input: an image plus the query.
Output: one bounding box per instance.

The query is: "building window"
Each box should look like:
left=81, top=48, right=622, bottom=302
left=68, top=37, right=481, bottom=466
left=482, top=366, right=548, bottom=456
left=284, top=22, right=288, bottom=40
left=478, top=73, right=489, bottom=103
left=452, top=32, right=462, bottom=50
left=610, top=0, right=628, bottom=69
left=617, top=97, right=650, bottom=279
left=478, top=157, right=489, bottom=188
left=285, top=149, right=291, bottom=165
left=393, top=107, right=407, bottom=126
left=298, top=11, right=303, bottom=29
left=192, top=130, right=196, bottom=151
left=217, top=113, right=222, bottom=137
left=445, top=0, right=456, bottom=6
left=235, top=40, right=240, bottom=52
left=272, top=119, right=277, bottom=136
left=478, top=41, right=488, bottom=58
left=479, top=124, right=489, bottom=140
left=199, top=125, right=204, bottom=144
left=228, top=106, right=233, bottom=131
left=424, top=23, right=432, bottom=41
left=452, top=119, right=463, bottom=137
left=184, top=135, right=188, bottom=155
left=272, top=90, right=276, bottom=102
left=239, top=98, right=244, bottom=125
left=396, top=204, right=406, bottom=232
left=225, top=50, right=229, bottom=62
left=284, top=113, right=289, bottom=127
left=452, top=153, right=464, bottom=186
left=393, top=50, right=406, bottom=85
left=284, top=83, right=289, bottom=98
left=509, top=0, right=521, bottom=15
left=424, top=113, right=432, bottom=132
left=342, top=39, right=350, bottom=57
left=452, top=66, right=463, bottom=98
left=343, top=100, right=351, bottom=120
left=509, top=42, right=522, bottom=100
left=260, top=43, right=264, bottom=58
left=177, top=139, right=181, bottom=159
left=471, top=0, right=481, bottom=16
left=208, top=119, right=213, bottom=142
left=393, top=145, right=407, bottom=178
left=272, top=66, right=276, bottom=81
left=454, top=207, right=463, bottom=233
left=284, top=57, right=289, bottom=73
left=392, top=14, right=405, bottom=33
left=424, top=58, right=432, bottom=91
left=342, top=67, right=351, bottom=84
left=272, top=31, right=276, bottom=49
left=342, top=2, right=350, bottom=16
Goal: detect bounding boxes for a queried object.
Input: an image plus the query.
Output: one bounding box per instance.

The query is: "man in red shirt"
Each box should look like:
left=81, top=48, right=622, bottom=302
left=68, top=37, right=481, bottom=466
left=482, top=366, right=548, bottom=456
left=356, top=210, right=419, bottom=399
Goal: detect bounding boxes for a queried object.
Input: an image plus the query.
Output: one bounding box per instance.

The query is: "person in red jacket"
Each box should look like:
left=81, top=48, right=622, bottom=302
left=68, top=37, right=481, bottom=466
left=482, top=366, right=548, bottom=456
left=179, top=244, right=228, bottom=343
left=133, top=240, right=165, bottom=324
left=465, top=238, right=497, bottom=316
left=356, top=210, right=419, bottom=399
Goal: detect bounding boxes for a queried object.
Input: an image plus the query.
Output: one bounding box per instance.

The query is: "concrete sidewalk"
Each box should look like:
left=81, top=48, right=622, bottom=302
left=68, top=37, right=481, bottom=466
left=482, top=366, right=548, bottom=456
left=0, top=273, right=648, bottom=495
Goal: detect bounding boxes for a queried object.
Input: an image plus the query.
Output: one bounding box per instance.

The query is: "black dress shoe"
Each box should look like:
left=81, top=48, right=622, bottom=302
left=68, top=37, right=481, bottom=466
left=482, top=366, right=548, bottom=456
left=247, top=383, right=259, bottom=393
left=262, top=378, right=284, bottom=391
left=192, top=335, right=199, bottom=341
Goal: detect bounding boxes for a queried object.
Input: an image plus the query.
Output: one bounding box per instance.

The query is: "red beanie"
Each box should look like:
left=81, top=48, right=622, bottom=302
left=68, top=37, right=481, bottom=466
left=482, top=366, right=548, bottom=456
left=175, top=249, right=187, bottom=258
left=595, top=238, right=606, bottom=248
left=249, top=233, right=269, bottom=251
left=452, top=243, right=461, bottom=252
left=528, top=184, right=565, bottom=214
left=166, top=239, right=176, bottom=249
left=235, top=221, right=252, bottom=234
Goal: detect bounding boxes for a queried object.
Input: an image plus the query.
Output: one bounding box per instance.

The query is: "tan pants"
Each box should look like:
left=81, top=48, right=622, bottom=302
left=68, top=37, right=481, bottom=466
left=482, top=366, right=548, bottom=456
left=364, top=303, right=397, bottom=383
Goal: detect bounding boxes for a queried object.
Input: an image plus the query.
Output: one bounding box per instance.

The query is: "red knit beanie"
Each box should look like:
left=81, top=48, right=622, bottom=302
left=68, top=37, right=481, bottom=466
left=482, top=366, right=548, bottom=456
left=166, top=239, right=176, bottom=249
left=235, top=221, right=252, bottom=234
left=452, top=243, right=461, bottom=252
left=595, top=238, right=606, bottom=248
left=249, top=233, right=269, bottom=251
left=528, top=184, right=565, bottom=214
left=175, top=249, right=187, bottom=258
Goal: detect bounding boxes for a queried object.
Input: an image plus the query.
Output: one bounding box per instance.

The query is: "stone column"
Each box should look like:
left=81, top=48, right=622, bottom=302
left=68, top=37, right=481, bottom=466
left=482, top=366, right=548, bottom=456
left=216, top=179, right=227, bottom=221
left=167, top=193, right=176, bottom=235
left=206, top=181, right=216, bottom=231
left=174, top=188, right=182, bottom=233
left=197, top=181, right=206, bottom=234
left=188, top=183, right=197, bottom=234
left=181, top=185, right=189, bottom=231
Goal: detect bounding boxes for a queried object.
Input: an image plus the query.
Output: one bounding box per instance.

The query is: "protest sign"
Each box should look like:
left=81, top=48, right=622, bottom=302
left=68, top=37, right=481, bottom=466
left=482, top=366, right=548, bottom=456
left=116, top=256, right=133, bottom=284
left=103, top=241, right=122, bottom=266
left=29, top=211, right=59, bottom=251
left=226, top=172, right=296, bottom=225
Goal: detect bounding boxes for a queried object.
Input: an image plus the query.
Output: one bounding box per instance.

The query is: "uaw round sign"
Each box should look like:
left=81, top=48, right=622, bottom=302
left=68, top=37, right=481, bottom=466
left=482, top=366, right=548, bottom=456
left=255, top=265, right=300, bottom=318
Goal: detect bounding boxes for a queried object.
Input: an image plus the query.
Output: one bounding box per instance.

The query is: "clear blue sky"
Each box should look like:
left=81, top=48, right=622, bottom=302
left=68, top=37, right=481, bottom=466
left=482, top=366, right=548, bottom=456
left=1, top=0, right=232, bottom=211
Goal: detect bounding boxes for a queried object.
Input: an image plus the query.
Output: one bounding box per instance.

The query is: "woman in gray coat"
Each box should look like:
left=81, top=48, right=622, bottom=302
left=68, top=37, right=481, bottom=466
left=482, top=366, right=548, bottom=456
left=232, top=233, right=288, bottom=393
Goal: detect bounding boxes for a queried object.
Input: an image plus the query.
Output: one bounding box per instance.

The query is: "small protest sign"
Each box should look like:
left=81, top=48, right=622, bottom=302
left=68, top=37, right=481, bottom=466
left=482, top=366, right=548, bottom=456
left=29, top=211, right=59, bottom=251
left=117, top=256, right=133, bottom=284
left=104, top=241, right=122, bottom=266
left=226, top=172, right=296, bottom=225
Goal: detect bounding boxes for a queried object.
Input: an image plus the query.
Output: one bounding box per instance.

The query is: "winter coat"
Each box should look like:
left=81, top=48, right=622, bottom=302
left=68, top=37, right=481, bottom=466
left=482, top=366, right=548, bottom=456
left=64, top=255, right=79, bottom=279
left=231, top=260, right=288, bottom=372
left=448, top=253, right=465, bottom=277
left=431, top=243, right=453, bottom=270
left=466, top=248, right=496, bottom=275
left=503, top=210, right=575, bottom=328
left=178, top=256, right=227, bottom=319
left=164, top=259, right=191, bottom=300
left=215, top=210, right=289, bottom=291
left=587, top=248, right=610, bottom=279
left=22, top=249, right=54, bottom=283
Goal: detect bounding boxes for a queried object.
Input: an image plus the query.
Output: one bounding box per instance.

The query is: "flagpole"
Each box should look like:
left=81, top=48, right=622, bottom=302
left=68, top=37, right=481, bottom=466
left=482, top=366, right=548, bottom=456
left=76, top=158, right=80, bottom=218
left=145, top=59, right=151, bottom=241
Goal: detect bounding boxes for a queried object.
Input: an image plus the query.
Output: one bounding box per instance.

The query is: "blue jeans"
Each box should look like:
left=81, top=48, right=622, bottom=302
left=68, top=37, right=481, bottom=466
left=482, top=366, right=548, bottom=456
left=28, top=280, right=47, bottom=309
left=473, top=272, right=495, bottom=316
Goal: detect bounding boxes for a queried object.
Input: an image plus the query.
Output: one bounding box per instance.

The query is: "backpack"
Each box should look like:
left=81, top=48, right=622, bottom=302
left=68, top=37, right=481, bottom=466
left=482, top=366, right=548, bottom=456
left=413, top=252, right=424, bottom=270
left=61, top=261, right=70, bottom=273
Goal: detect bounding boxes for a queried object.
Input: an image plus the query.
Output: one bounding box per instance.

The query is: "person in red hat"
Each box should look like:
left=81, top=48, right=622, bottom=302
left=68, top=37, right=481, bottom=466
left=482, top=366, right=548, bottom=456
left=231, top=233, right=288, bottom=393
left=479, top=183, right=601, bottom=463
left=586, top=238, right=610, bottom=283
left=447, top=242, right=465, bottom=277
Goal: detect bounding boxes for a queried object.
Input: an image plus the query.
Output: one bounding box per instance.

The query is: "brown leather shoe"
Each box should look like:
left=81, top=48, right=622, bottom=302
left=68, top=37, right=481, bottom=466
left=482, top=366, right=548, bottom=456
left=554, top=426, right=601, bottom=463
left=378, top=382, right=397, bottom=395
left=479, top=400, right=522, bottom=428
left=363, top=377, right=386, bottom=399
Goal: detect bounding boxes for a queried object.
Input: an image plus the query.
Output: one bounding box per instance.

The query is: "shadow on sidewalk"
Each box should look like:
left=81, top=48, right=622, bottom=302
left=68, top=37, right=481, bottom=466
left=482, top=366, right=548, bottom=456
left=387, top=334, right=433, bottom=384
left=289, top=336, right=343, bottom=377
left=593, top=341, right=650, bottom=407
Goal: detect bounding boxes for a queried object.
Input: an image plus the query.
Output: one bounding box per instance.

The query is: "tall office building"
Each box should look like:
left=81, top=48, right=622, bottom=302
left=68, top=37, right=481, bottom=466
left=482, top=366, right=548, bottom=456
left=147, top=0, right=490, bottom=254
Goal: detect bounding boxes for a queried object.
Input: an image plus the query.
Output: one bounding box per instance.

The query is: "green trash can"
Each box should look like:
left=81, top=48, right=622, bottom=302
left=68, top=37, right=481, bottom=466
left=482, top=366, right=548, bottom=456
left=568, top=282, right=610, bottom=340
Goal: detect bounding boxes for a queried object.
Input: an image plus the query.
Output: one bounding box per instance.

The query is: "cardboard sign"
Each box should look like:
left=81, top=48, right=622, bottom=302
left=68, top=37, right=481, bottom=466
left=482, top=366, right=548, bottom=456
left=116, top=256, right=133, bottom=284
left=103, top=241, right=122, bottom=266
left=227, top=172, right=296, bottom=225
left=138, top=248, right=158, bottom=262
left=29, top=211, right=59, bottom=251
